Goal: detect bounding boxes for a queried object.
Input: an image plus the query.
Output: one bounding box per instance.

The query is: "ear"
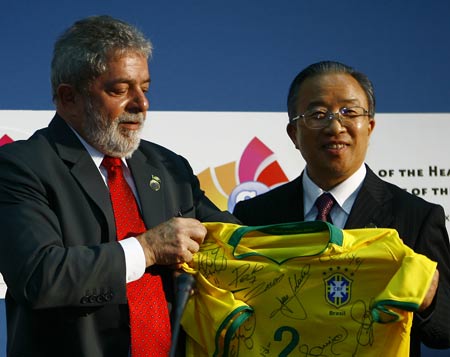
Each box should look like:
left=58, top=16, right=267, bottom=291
left=286, top=123, right=299, bottom=149
left=55, top=84, right=85, bottom=122
left=368, top=117, right=376, bottom=135
left=56, top=84, right=77, bottom=108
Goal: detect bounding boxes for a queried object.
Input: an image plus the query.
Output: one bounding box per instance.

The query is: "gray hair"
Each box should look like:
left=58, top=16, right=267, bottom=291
left=287, top=61, right=375, bottom=122
left=51, top=15, right=152, bottom=101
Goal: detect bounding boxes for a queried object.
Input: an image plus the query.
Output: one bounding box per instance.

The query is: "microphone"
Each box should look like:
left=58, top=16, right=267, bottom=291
left=169, top=272, right=195, bottom=357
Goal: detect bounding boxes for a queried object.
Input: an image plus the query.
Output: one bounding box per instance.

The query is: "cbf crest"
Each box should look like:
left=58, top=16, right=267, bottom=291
left=324, top=273, right=352, bottom=308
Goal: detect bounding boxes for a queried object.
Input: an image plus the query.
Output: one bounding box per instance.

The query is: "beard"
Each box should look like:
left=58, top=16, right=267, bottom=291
left=82, top=98, right=145, bottom=158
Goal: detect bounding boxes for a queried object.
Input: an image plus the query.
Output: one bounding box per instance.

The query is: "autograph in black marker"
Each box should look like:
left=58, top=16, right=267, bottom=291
left=269, top=264, right=310, bottom=320
left=350, top=299, right=374, bottom=355
left=197, top=244, right=227, bottom=279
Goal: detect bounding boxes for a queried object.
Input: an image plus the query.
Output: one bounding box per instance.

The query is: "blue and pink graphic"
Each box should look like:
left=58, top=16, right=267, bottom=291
left=197, top=137, right=289, bottom=212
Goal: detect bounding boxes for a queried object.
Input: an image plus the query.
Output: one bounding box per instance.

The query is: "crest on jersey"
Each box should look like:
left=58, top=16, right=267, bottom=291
left=324, top=273, right=352, bottom=307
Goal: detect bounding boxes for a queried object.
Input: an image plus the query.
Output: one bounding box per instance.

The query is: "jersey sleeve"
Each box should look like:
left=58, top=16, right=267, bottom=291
left=371, top=249, right=437, bottom=323
left=181, top=267, right=252, bottom=357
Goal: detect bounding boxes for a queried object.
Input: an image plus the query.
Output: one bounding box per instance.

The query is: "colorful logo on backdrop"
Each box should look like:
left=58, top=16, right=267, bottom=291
left=0, top=132, right=289, bottom=212
left=197, top=137, right=289, bottom=212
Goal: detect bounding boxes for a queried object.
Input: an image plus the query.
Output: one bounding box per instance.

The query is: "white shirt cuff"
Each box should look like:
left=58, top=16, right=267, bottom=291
left=118, top=237, right=146, bottom=283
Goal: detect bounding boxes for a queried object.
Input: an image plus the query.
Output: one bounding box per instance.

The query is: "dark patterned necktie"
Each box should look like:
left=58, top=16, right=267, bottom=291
left=315, top=193, right=335, bottom=223
left=102, top=156, right=171, bottom=357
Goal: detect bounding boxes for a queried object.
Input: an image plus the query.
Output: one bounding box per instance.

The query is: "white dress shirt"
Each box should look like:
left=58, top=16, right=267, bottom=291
left=72, top=130, right=146, bottom=283
left=303, top=164, right=366, bottom=228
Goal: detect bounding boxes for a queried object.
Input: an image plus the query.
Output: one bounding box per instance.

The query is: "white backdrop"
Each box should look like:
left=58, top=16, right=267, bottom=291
left=1, top=111, right=450, bottom=296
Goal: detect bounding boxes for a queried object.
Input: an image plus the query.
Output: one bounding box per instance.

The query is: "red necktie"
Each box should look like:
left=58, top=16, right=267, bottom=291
left=102, top=156, right=171, bottom=357
left=315, top=193, right=335, bottom=223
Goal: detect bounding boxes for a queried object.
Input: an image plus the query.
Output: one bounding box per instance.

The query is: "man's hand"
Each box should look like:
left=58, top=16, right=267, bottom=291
left=419, top=269, right=439, bottom=312
left=136, top=217, right=206, bottom=267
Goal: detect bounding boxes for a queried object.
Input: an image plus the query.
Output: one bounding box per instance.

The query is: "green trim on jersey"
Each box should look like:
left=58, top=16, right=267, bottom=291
left=182, top=221, right=436, bottom=357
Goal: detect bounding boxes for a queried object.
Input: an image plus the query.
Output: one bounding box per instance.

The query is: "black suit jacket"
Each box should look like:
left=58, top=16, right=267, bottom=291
left=0, top=115, right=237, bottom=357
left=233, top=166, right=450, bottom=356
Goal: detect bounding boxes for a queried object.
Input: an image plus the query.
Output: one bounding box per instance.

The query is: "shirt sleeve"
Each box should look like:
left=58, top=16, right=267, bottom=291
left=118, top=237, right=146, bottom=283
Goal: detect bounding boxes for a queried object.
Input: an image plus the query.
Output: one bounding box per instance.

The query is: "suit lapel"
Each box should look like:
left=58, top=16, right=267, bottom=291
left=48, top=116, right=117, bottom=239
left=345, top=166, right=394, bottom=229
left=127, top=149, right=166, bottom=229
left=291, top=175, right=305, bottom=222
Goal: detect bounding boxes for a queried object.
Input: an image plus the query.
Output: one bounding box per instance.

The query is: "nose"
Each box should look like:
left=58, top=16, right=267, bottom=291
left=325, top=113, right=346, bottom=133
left=128, top=88, right=149, bottom=113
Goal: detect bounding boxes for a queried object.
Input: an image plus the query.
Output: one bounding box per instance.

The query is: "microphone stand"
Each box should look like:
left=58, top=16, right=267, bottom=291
left=169, top=272, right=195, bottom=357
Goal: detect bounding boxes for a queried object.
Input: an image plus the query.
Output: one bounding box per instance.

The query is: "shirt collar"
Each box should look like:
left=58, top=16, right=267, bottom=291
left=69, top=126, right=127, bottom=169
left=303, top=164, right=366, bottom=215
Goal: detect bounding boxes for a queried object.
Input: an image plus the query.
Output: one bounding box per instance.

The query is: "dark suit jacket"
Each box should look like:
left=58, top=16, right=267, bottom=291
left=0, top=115, right=237, bottom=357
left=233, top=167, right=450, bottom=356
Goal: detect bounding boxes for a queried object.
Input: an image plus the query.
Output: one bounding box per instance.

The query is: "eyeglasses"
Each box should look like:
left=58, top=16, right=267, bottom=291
left=290, top=106, right=372, bottom=129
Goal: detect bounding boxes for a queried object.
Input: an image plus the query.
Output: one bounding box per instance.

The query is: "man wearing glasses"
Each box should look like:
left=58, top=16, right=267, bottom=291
left=233, top=61, right=450, bottom=356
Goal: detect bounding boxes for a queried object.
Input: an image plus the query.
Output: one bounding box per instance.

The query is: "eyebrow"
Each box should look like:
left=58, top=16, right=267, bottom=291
left=106, top=77, right=151, bottom=87
left=306, top=98, right=361, bottom=109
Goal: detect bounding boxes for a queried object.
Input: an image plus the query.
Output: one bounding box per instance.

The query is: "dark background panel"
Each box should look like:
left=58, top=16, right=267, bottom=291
left=0, top=0, right=449, bottom=112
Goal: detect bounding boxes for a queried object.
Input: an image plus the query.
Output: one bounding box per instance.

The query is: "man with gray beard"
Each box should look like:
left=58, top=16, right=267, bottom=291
left=0, top=15, right=238, bottom=357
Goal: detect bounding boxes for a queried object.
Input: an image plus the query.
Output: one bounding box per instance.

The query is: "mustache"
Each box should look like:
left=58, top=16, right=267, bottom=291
left=117, top=112, right=145, bottom=124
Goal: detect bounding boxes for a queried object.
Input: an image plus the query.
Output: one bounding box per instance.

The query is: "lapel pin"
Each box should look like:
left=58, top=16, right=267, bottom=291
left=149, top=175, right=161, bottom=191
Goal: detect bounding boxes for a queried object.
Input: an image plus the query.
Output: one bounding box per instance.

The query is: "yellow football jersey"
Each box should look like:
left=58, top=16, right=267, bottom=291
left=181, top=221, right=436, bottom=357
